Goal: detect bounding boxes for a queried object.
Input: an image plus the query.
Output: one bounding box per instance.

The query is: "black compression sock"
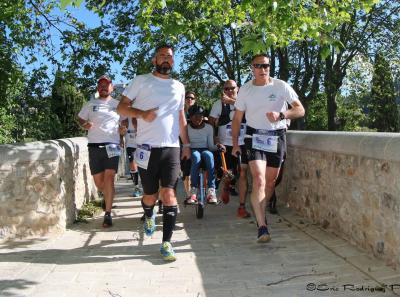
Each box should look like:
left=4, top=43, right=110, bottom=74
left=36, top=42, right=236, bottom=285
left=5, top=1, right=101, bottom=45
left=141, top=199, right=155, bottom=218
left=162, top=205, right=178, bottom=242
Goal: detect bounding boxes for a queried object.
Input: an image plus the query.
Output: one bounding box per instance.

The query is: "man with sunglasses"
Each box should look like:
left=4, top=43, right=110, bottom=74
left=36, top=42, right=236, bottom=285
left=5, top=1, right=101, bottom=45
left=117, top=44, right=191, bottom=261
left=231, top=54, right=305, bottom=243
left=209, top=80, right=251, bottom=219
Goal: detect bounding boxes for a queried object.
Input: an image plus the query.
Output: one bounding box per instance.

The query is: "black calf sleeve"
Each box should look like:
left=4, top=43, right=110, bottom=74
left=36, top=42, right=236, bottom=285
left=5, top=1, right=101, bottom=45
left=162, top=205, right=177, bottom=242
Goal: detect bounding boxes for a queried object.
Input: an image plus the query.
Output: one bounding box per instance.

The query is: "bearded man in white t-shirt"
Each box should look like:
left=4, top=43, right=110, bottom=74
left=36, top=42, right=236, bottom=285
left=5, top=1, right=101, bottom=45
left=117, top=44, right=191, bottom=262
left=231, top=54, right=305, bottom=243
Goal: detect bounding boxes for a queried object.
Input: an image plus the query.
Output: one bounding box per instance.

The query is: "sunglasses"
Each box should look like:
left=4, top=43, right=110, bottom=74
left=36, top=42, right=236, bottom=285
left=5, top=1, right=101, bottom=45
left=185, top=97, right=195, bottom=100
left=253, top=63, right=270, bottom=69
left=224, top=87, right=236, bottom=91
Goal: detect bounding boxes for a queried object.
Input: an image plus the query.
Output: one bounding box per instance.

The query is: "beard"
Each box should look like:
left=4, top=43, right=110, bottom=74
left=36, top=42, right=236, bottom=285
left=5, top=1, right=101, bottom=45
left=155, top=62, right=172, bottom=75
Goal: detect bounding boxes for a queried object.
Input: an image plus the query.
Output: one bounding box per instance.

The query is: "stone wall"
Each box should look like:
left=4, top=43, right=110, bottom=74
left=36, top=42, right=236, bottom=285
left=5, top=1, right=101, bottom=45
left=0, top=137, right=98, bottom=240
left=279, top=131, right=400, bottom=268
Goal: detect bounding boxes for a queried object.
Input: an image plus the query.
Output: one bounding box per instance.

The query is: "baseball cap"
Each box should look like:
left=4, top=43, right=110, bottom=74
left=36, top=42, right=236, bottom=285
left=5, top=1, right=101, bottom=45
left=188, top=105, right=205, bottom=117
left=97, top=75, right=112, bottom=84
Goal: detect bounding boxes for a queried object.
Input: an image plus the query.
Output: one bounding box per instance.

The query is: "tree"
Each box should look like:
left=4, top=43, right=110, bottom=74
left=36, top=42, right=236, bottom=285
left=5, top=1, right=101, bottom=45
left=51, top=70, right=86, bottom=139
left=369, top=52, right=399, bottom=132
left=322, top=0, right=399, bottom=130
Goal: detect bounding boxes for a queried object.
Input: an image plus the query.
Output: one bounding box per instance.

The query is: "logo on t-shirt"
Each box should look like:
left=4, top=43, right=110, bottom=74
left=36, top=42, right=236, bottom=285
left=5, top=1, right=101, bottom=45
left=268, top=94, right=277, bottom=101
left=93, top=105, right=99, bottom=112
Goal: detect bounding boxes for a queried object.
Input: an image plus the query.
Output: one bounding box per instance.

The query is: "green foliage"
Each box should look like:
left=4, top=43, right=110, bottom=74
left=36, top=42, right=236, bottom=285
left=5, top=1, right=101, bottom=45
left=368, top=52, right=400, bottom=132
left=132, top=0, right=378, bottom=54
left=51, top=71, right=87, bottom=139
left=306, top=93, right=369, bottom=131
left=0, top=108, right=16, bottom=144
left=305, top=93, right=328, bottom=130
left=75, top=200, right=103, bottom=223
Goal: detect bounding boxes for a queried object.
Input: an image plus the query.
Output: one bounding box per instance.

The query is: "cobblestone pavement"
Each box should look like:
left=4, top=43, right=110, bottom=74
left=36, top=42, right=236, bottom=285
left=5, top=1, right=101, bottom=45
left=1, top=178, right=400, bottom=297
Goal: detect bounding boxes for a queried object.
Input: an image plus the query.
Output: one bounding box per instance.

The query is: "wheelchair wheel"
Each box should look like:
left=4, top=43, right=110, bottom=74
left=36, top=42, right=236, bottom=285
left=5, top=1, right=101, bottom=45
left=196, top=203, right=204, bottom=219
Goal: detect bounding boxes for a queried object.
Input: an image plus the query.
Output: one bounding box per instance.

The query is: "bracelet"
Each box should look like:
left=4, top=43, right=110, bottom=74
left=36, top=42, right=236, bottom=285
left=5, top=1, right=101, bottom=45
left=182, top=143, right=191, bottom=148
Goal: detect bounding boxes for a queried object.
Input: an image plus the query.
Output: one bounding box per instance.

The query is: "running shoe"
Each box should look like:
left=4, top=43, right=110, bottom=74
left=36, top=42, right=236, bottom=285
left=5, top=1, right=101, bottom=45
left=206, top=188, right=218, bottom=204
left=160, top=241, right=176, bottom=262
left=185, top=187, right=198, bottom=204
left=143, top=214, right=156, bottom=236
left=257, top=226, right=271, bottom=243
left=102, top=213, right=112, bottom=228
left=132, top=186, right=142, bottom=198
left=237, top=207, right=251, bottom=218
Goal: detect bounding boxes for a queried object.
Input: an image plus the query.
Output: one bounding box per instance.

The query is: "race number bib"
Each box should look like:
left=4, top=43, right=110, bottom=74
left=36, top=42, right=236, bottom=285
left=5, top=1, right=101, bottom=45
left=252, top=134, right=278, bottom=153
left=105, top=144, right=121, bottom=158
left=226, top=124, right=246, bottom=138
left=135, top=144, right=151, bottom=170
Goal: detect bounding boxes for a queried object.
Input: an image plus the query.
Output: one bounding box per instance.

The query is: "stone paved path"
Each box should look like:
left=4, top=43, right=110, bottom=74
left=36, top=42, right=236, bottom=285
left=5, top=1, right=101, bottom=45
left=1, top=178, right=400, bottom=297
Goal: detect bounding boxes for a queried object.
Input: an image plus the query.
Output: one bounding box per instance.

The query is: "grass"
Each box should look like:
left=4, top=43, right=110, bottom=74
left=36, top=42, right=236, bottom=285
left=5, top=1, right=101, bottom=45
left=75, top=199, right=103, bottom=223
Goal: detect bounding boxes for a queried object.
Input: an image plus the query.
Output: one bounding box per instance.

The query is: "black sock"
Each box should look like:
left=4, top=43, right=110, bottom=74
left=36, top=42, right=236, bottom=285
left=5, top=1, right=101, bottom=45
left=105, top=211, right=111, bottom=216
left=141, top=199, right=154, bottom=218
left=162, top=205, right=177, bottom=242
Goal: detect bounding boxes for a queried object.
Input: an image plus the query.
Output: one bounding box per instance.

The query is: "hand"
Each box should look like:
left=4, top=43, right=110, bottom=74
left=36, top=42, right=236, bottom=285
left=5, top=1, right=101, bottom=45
left=216, top=143, right=226, bottom=152
left=82, top=121, right=93, bottom=130
left=119, top=125, right=127, bottom=135
left=266, top=111, right=280, bottom=122
left=221, top=93, right=235, bottom=105
left=181, top=147, right=191, bottom=160
left=231, top=145, right=241, bottom=157
left=141, top=108, right=158, bottom=122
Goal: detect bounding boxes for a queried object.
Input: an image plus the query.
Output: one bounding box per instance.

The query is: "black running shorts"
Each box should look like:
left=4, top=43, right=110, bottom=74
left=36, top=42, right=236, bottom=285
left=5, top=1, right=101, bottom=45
left=138, top=147, right=181, bottom=195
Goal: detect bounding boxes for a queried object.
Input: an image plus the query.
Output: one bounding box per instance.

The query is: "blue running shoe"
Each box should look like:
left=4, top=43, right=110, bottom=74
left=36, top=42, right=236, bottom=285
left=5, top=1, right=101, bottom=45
left=257, top=226, right=271, bottom=243
left=160, top=242, right=176, bottom=261
left=143, top=214, right=156, bottom=236
left=132, top=187, right=142, bottom=197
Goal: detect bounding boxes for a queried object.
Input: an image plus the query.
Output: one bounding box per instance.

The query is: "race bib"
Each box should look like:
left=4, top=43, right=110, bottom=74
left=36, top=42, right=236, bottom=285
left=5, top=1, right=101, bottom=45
left=135, top=144, right=151, bottom=170
left=226, top=124, right=245, bottom=138
left=252, top=134, right=278, bottom=153
left=105, top=144, right=121, bottom=158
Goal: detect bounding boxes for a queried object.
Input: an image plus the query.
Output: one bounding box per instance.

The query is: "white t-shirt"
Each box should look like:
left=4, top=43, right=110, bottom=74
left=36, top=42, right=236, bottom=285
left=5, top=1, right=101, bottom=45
left=122, top=73, right=185, bottom=147
left=235, top=78, right=298, bottom=130
left=125, top=118, right=137, bottom=148
left=209, top=99, right=245, bottom=146
left=78, top=98, right=121, bottom=144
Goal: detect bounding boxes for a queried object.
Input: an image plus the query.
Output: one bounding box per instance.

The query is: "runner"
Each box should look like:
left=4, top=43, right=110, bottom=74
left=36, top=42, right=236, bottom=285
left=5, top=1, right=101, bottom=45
left=117, top=44, right=190, bottom=261
left=209, top=79, right=251, bottom=218
left=78, top=75, right=124, bottom=228
left=231, top=54, right=305, bottom=242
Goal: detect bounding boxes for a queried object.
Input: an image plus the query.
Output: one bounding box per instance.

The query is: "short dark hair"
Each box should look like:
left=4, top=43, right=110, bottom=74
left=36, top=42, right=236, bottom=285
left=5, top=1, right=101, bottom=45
left=155, top=43, right=174, bottom=54
left=251, top=53, right=270, bottom=62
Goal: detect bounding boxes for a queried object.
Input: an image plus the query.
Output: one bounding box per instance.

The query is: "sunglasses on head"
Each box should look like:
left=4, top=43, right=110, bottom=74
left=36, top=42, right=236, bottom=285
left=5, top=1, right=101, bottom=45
left=253, top=63, right=270, bottom=69
left=185, top=96, right=195, bottom=100
left=224, top=87, right=236, bottom=91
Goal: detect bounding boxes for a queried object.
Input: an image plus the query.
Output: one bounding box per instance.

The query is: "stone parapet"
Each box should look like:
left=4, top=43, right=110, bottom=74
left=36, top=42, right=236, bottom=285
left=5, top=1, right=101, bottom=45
left=0, top=137, right=98, bottom=240
left=279, top=131, right=400, bottom=268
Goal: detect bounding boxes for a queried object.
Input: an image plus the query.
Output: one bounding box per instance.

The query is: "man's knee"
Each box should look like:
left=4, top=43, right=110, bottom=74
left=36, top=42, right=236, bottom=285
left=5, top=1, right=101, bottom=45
left=161, top=188, right=177, bottom=206
left=252, top=174, right=265, bottom=189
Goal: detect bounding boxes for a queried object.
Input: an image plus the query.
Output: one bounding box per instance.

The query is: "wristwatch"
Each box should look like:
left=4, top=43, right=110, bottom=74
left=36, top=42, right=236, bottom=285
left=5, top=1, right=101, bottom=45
left=279, top=112, right=286, bottom=120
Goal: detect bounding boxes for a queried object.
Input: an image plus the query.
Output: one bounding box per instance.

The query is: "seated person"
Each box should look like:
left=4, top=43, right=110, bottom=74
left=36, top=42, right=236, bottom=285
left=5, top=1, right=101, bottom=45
left=186, top=105, right=225, bottom=205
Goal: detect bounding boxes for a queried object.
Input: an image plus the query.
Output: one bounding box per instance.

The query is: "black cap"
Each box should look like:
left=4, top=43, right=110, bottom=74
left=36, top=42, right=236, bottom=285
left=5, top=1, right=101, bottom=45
left=188, top=105, right=205, bottom=117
